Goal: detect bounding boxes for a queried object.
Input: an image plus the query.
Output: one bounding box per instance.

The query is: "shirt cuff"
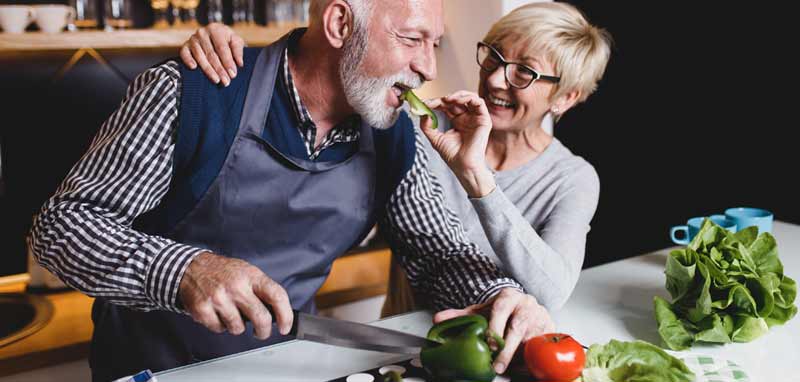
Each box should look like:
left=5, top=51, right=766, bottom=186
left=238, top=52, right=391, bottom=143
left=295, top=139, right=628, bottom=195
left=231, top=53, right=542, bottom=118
left=475, top=279, right=524, bottom=305
left=145, top=243, right=206, bottom=313
left=468, top=185, right=507, bottom=210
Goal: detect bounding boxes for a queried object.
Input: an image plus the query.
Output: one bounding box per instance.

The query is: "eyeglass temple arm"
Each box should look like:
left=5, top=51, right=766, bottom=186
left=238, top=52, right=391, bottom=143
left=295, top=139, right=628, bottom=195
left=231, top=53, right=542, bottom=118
left=540, top=74, right=560, bottom=83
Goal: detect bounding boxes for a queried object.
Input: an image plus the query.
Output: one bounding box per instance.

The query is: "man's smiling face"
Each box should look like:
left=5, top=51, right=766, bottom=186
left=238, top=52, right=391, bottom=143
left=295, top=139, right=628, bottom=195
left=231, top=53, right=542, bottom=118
left=340, top=0, right=444, bottom=129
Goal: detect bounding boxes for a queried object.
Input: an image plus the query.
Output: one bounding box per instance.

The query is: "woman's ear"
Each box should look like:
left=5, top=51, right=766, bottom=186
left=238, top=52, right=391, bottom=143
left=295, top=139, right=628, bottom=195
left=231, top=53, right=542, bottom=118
left=321, top=0, right=353, bottom=49
left=551, top=89, right=581, bottom=116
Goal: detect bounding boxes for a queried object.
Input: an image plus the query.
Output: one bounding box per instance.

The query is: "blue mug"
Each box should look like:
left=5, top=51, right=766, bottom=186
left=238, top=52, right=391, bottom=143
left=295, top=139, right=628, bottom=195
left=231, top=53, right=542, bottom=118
left=725, top=207, right=773, bottom=233
left=670, top=215, right=737, bottom=245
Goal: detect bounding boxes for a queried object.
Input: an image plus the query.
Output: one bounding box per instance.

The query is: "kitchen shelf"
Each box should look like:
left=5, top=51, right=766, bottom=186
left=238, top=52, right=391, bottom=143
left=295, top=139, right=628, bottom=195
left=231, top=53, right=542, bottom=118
left=0, top=24, right=303, bottom=52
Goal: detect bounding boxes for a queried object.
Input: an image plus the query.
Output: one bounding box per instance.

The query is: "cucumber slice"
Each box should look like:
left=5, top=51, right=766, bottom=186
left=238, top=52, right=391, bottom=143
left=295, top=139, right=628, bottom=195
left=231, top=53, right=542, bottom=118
left=401, top=88, right=438, bottom=130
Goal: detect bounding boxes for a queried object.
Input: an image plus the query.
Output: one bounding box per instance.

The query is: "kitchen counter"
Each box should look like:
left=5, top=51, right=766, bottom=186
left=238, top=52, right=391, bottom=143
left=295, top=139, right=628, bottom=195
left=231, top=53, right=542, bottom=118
left=551, top=220, right=799, bottom=382
left=154, top=221, right=799, bottom=381
left=0, top=246, right=390, bottom=377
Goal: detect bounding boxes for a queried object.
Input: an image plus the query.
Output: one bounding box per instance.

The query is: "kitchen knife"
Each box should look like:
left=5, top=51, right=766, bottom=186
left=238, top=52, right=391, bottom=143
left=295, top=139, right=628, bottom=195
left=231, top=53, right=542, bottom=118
left=253, top=308, right=441, bottom=355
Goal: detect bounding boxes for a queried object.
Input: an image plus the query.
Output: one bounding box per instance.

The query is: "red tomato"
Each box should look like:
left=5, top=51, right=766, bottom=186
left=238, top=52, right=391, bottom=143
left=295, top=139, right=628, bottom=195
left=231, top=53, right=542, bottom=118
left=524, top=333, right=585, bottom=381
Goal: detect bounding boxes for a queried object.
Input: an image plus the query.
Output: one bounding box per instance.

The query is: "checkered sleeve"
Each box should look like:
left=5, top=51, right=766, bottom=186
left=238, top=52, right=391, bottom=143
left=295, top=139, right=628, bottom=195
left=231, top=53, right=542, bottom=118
left=382, top=129, right=522, bottom=310
left=27, top=61, right=206, bottom=313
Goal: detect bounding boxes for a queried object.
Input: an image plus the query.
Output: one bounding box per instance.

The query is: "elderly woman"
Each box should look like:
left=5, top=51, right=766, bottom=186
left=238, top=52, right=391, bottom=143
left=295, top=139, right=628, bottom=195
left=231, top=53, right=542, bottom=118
left=180, top=2, right=611, bottom=311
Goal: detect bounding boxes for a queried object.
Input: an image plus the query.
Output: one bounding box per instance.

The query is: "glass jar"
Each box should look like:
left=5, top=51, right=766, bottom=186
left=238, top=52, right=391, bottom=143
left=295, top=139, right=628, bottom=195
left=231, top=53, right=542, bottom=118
left=232, top=0, right=255, bottom=26
left=103, top=0, right=133, bottom=30
left=206, top=0, right=223, bottom=24
left=69, top=0, right=98, bottom=30
left=150, top=0, right=169, bottom=29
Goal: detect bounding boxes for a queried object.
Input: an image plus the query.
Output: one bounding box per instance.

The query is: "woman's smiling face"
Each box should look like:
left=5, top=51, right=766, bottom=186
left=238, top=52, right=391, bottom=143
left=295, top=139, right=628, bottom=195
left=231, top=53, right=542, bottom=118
left=478, top=39, right=559, bottom=132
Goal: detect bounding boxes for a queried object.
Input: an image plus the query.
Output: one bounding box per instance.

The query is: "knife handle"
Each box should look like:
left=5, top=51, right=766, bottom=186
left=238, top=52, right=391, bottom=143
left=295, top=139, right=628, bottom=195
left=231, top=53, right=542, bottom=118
left=242, top=306, right=300, bottom=336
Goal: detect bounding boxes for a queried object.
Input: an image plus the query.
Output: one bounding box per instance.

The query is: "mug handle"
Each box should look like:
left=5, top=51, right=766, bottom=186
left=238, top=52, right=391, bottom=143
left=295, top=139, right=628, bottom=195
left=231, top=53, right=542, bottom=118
left=670, top=225, right=690, bottom=245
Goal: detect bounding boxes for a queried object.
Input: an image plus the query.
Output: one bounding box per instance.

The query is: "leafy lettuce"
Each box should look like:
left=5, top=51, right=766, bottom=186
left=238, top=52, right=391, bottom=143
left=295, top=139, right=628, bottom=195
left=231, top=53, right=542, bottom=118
left=582, top=340, right=694, bottom=382
left=655, top=219, right=797, bottom=350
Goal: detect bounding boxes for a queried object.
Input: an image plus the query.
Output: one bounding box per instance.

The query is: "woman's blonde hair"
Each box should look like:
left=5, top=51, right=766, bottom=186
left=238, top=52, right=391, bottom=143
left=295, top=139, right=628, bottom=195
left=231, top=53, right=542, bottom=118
left=483, top=2, right=612, bottom=106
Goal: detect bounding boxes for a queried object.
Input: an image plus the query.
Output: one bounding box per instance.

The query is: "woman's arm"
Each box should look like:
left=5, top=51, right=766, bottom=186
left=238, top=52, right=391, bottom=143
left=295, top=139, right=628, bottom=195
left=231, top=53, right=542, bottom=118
left=419, top=90, right=599, bottom=310
left=470, top=165, right=600, bottom=310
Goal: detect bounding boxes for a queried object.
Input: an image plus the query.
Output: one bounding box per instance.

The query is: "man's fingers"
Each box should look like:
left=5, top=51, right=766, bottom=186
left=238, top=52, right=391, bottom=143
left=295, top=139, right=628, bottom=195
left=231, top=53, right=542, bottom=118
left=231, top=36, right=245, bottom=67
left=209, top=30, right=237, bottom=79
left=191, top=301, right=224, bottom=333
left=237, top=291, right=273, bottom=340
left=214, top=293, right=245, bottom=335
left=179, top=44, right=197, bottom=69
left=189, top=37, right=219, bottom=84
left=197, top=31, right=230, bottom=86
left=254, top=278, right=293, bottom=335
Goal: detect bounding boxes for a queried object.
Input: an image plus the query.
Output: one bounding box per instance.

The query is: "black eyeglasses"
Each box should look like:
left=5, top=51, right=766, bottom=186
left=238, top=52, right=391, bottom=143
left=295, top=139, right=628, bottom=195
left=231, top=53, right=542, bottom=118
left=476, top=42, right=560, bottom=89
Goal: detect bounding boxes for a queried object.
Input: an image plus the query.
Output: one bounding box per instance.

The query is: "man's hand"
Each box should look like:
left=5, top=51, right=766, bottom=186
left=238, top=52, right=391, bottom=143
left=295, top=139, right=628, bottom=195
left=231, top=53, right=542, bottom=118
left=179, top=251, right=293, bottom=340
left=420, top=91, right=496, bottom=198
left=433, top=288, right=554, bottom=375
left=179, top=23, right=245, bottom=86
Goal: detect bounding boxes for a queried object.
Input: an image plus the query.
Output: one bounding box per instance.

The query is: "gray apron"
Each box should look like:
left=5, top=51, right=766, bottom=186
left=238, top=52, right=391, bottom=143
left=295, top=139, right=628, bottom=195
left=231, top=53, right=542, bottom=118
left=90, top=44, right=377, bottom=381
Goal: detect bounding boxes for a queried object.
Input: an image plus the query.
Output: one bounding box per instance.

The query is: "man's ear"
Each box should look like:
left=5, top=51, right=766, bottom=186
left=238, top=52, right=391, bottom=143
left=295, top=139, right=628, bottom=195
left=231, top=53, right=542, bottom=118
left=322, top=0, right=353, bottom=49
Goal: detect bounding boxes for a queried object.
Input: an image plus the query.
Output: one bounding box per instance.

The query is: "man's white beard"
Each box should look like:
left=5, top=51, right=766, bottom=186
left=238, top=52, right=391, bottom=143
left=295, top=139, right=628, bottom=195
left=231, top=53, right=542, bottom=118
left=339, top=28, right=421, bottom=130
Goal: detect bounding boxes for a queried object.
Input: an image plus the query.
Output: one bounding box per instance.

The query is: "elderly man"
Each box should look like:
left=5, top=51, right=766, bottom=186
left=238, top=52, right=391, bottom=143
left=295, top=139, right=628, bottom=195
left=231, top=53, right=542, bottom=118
left=28, top=0, right=553, bottom=380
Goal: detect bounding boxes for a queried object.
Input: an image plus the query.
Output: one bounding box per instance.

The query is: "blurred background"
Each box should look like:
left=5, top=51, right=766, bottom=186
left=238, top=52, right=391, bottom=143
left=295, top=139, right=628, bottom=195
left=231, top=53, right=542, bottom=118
left=1, top=0, right=799, bottom=379
left=558, top=1, right=799, bottom=267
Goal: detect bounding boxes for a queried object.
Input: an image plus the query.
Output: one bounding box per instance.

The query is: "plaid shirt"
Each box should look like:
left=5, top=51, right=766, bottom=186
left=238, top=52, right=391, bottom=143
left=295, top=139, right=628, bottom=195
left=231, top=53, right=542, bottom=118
left=282, top=48, right=360, bottom=160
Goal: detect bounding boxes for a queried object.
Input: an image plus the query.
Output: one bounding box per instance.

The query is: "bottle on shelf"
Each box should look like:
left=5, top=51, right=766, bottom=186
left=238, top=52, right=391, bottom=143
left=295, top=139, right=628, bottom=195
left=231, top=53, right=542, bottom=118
left=68, top=0, right=99, bottom=30
left=292, top=0, right=309, bottom=24
left=181, top=0, right=200, bottom=28
left=104, top=0, right=133, bottom=30
left=207, top=0, right=224, bottom=24
left=265, top=0, right=292, bottom=27
left=233, top=0, right=256, bottom=27
left=169, top=0, right=183, bottom=27
left=150, top=0, right=169, bottom=29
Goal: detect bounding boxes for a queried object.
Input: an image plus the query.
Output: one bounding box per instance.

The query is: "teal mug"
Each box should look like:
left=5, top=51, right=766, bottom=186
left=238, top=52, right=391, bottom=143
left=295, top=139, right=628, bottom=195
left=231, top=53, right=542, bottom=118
left=725, top=207, right=773, bottom=234
left=670, top=215, right=737, bottom=245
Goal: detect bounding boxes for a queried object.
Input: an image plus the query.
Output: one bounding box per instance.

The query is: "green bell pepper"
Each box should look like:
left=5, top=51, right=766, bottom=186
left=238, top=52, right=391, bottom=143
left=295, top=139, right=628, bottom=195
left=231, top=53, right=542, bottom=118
left=420, top=314, right=505, bottom=382
left=400, top=87, right=438, bottom=130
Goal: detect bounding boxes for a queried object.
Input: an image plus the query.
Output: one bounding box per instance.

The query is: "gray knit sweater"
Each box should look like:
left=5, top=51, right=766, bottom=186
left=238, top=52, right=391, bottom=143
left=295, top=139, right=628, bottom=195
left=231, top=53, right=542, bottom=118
left=419, top=116, right=600, bottom=310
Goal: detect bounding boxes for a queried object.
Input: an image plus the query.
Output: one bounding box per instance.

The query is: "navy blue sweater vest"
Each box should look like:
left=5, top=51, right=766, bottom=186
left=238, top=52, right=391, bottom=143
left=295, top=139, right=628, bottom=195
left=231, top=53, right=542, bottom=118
left=135, top=47, right=417, bottom=245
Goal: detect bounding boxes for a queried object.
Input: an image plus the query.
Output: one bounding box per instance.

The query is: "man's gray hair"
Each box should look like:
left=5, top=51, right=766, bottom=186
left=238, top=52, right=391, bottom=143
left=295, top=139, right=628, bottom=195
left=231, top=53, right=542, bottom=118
left=309, top=0, right=372, bottom=32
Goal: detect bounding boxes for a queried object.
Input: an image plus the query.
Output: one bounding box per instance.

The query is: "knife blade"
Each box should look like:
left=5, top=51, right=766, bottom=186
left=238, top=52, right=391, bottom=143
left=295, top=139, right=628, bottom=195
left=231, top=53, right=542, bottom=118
left=254, top=308, right=440, bottom=354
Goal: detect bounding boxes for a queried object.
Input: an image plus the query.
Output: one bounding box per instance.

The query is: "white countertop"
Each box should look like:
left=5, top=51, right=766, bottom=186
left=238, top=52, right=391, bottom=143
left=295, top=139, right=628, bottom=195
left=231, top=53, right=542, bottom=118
left=550, top=220, right=799, bottom=381
left=156, top=221, right=800, bottom=381
left=156, top=311, right=434, bottom=381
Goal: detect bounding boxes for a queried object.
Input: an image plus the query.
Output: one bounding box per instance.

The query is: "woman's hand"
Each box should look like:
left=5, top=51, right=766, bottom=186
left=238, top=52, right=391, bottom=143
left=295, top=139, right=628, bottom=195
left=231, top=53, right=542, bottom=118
left=179, top=23, right=245, bottom=86
left=433, top=288, right=555, bottom=375
left=421, top=91, right=496, bottom=198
